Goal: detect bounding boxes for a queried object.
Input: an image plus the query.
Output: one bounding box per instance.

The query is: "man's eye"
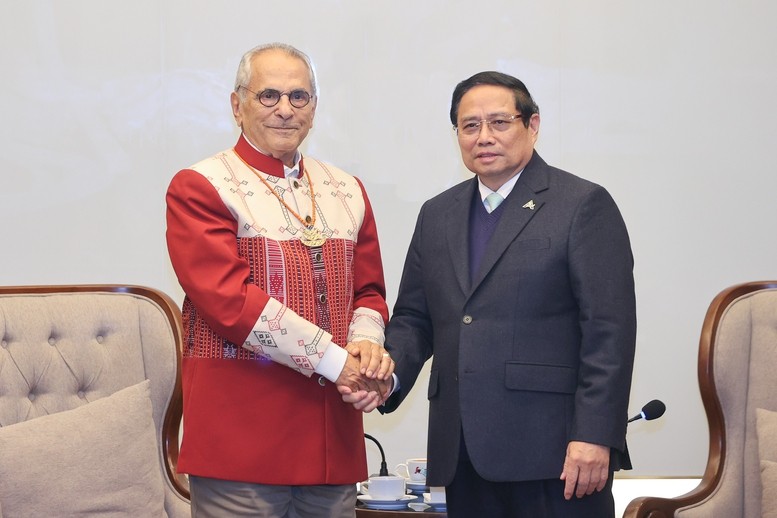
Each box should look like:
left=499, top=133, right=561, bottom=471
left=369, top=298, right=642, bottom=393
left=491, top=119, right=508, bottom=127
left=462, top=122, right=479, bottom=130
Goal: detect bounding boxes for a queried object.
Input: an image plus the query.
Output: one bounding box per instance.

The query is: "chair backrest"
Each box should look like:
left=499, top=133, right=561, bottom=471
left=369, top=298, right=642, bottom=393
left=0, top=285, right=189, bottom=517
left=624, top=280, right=777, bottom=518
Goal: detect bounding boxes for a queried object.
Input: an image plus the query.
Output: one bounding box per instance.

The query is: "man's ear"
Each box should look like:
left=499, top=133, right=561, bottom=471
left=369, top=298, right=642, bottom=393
left=230, top=91, right=242, bottom=127
left=529, top=113, right=540, bottom=140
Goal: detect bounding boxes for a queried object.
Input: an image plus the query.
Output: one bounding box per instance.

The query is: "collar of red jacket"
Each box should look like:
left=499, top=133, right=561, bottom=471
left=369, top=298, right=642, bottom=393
left=234, top=134, right=305, bottom=179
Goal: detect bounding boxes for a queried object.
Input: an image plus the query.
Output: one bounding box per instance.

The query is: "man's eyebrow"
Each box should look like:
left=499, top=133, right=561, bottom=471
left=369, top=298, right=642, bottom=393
left=460, top=112, right=512, bottom=121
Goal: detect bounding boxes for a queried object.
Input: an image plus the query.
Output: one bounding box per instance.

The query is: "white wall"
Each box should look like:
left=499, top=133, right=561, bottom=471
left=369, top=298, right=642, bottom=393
left=3, top=0, right=776, bottom=477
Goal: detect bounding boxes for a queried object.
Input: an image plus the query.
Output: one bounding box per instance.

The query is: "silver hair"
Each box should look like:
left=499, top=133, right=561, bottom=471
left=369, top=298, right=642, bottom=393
left=234, top=43, right=318, bottom=99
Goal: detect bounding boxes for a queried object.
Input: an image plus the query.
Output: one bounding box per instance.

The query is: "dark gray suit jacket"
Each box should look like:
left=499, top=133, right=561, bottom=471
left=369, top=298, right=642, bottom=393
left=382, top=151, right=636, bottom=486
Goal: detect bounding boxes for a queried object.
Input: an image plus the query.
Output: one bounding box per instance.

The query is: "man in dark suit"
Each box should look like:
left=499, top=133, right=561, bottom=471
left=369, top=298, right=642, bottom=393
left=343, top=71, right=636, bottom=517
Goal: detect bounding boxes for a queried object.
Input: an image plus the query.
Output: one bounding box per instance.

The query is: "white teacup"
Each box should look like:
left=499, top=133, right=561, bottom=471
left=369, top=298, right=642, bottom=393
left=395, top=457, right=428, bottom=483
left=363, top=475, right=406, bottom=500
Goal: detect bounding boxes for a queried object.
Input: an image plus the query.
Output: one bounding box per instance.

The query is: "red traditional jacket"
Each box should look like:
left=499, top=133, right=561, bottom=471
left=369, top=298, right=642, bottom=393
left=166, top=135, right=388, bottom=485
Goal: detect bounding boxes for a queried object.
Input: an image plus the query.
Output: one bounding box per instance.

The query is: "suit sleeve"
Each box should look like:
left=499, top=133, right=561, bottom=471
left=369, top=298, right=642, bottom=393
left=381, top=203, right=435, bottom=411
left=567, top=185, right=637, bottom=453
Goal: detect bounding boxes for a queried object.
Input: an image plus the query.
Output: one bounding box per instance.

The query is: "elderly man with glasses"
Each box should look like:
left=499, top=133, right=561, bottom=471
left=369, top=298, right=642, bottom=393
left=166, top=42, right=392, bottom=517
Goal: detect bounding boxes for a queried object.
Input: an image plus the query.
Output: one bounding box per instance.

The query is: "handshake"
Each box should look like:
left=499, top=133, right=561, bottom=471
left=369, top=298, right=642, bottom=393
left=335, top=340, right=395, bottom=413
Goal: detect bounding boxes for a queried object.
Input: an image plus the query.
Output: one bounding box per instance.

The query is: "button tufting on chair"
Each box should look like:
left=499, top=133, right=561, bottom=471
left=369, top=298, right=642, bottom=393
left=0, top=285, right=190, bottom=515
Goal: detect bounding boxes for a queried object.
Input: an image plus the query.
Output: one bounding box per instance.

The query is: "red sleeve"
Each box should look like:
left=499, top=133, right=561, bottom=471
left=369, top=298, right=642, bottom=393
left=165, top=169, right=269, bottom=343
left=352, top=178, right=389, bottom=325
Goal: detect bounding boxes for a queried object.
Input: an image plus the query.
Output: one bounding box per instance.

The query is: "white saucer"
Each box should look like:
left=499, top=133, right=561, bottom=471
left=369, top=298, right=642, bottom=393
left=422, top=492, right=447, bottom=505
left=406, top=481, right=428, bottom=489
left=357, top=494, right=417, bottom=510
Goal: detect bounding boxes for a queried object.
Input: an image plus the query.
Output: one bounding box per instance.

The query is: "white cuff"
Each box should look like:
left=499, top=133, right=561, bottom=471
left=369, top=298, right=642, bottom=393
left=390, top=373, right=400, bottom=395
left=315, top=343, right=348, bottom=383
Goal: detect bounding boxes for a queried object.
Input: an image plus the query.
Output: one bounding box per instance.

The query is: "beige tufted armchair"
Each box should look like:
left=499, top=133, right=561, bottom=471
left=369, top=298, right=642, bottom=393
left=624, top=281, right=777, bottom=518
left=0, top=285, right=190, bottom=517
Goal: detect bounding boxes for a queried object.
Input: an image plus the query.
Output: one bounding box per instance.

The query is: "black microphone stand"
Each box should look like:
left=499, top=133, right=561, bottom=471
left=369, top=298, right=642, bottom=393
left=364, top=433, right=389, bottom=476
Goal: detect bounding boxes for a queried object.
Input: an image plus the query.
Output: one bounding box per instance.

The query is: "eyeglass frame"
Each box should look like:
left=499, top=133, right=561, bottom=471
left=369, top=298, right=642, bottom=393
left=238, top=85, right=314, bottom=109
left=453, top=113, right=525, bottom=136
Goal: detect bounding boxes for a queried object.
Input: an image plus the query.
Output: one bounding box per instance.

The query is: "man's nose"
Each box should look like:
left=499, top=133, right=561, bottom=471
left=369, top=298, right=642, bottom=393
left=476, top=122, right=496, bottom=142
left=274, top=95, right=295, bottom=117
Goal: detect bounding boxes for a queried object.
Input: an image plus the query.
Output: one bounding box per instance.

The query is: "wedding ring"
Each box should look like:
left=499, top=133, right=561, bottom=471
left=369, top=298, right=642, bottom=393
left=382, top=353, right=390, bottom=358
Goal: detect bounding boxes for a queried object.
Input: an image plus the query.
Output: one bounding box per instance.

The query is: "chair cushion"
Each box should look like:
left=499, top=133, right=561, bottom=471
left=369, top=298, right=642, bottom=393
left=756, top=408, right=777, bottom=518
left=0, top=380, right=165, bottom=517
left=762, top=461, right=777, bottom=518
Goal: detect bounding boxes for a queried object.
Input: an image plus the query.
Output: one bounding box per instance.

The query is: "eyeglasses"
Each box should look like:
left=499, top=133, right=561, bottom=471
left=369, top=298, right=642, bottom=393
left=454, top=114, right=523, bottom=136
left=239, top=86, right=313, bottom=108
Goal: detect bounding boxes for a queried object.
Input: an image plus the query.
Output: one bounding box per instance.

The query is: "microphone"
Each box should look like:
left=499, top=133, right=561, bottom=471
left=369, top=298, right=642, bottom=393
left=628, top=399, right=666, bottom=423
left=364, top=433, right=389, bottom=476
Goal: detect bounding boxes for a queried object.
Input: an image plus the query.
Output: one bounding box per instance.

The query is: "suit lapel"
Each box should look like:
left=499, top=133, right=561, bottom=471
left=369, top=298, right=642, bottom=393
left=470, top=152, right=550, bottom=293
left=446, top=180, right=478, bottom=295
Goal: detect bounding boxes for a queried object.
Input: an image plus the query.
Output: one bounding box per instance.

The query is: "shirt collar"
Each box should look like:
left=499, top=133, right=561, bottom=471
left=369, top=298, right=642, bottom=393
left=477, top=170, right=522, bottom=204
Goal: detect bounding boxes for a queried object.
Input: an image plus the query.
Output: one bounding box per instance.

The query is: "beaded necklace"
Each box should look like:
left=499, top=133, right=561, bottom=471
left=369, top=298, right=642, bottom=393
left=234, top=149, right=326, bottom=247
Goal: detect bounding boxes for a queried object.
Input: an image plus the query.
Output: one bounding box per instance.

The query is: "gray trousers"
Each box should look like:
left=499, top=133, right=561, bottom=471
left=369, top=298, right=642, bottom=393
left=189, top=476, right=357, bottom=518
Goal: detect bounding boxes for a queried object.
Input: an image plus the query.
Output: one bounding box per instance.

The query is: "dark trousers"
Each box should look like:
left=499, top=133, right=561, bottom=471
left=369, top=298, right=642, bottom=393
left=446, top=435, right=615, bottom=518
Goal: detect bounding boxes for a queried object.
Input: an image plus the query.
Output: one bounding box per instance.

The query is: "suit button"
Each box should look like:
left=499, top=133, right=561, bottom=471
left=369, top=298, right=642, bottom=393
left=462, top=315, right=473, bottom=324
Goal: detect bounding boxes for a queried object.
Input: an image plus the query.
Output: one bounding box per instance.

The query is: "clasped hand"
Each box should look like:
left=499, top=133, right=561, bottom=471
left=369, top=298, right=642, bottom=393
left=334, top=340, right=394, bottom=413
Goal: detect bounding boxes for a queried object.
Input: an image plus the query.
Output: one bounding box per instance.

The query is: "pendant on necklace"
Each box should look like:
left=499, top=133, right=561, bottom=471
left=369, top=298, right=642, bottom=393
left=301, top=226, right=326, bottom=247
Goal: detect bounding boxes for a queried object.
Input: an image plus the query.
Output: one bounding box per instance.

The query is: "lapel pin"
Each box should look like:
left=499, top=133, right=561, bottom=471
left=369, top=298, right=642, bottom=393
left=522, top=200, right=536, bottom=211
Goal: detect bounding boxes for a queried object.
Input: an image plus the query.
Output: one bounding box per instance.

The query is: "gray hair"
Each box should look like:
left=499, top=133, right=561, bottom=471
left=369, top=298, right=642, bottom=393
left=234, top=43, right=318, bottom=98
